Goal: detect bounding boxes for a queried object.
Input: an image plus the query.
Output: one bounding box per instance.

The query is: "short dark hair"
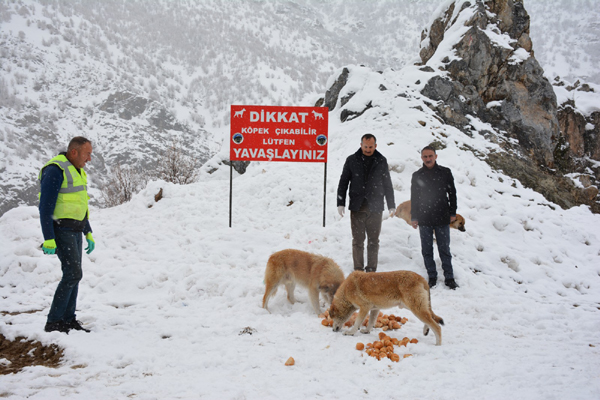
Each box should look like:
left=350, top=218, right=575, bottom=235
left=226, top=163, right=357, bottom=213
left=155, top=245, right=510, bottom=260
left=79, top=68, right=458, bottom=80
left=68, top=136, right=91, bottom=152
left=361, top=133, right=376, bottom=143
left=421, top=145, right=436, bottom=154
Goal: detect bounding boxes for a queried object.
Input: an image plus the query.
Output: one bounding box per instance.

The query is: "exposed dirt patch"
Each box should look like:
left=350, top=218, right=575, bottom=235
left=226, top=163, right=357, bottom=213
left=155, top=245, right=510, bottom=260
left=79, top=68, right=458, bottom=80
left=0, top=334, right=64, bottom=375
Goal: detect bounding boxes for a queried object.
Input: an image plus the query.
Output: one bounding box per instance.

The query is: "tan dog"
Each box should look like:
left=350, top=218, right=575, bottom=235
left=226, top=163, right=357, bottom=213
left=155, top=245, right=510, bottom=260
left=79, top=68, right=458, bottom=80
left=395, top=200, right=466, bottom=231
left=262, top=249, right=345, bottom=315
left=328, top=270, right=444, bottom=345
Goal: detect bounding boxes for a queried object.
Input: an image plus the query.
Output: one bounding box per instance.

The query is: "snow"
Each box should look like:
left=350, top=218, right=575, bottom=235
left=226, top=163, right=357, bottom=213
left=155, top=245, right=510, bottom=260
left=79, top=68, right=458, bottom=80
left=573, top=88, right=600, bottom=116
left=1, top=1, right=600, bottom=399
left=483, top=25, right=516, bottom=51
left=552, top=82, right=600, bottom=117
left=423, top=4, right=475, bottom=68
left=2, top=63, right=600, bottom=399
left=508, top=48, right=531, bottom=64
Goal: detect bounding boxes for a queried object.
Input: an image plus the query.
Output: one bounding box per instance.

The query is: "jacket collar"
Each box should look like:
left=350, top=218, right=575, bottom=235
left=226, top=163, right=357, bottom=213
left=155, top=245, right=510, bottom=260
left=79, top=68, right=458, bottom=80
left=355, top=148, right=381, bottom=159
left=422, top=162, right=439, bottom=171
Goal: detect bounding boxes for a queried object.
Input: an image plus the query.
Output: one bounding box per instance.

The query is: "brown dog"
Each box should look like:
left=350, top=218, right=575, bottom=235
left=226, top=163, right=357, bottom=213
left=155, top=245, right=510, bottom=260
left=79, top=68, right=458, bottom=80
left=328, top=270, right=444, bottom=345
left=395, top=200, right=466, bottom=231
left=262, top=249, right=345, bottom=315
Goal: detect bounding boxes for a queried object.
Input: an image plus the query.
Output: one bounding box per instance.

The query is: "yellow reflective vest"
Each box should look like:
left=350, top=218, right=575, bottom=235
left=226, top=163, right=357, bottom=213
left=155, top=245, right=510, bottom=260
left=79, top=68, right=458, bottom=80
left=39, top=154, right=89, bottom=221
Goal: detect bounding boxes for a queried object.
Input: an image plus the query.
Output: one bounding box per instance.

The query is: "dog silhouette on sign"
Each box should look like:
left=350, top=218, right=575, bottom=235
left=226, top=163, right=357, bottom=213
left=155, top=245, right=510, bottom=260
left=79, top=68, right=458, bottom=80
left=234, top=108, right=246, bottom=118
left=312, top=110, right=324, bottom=120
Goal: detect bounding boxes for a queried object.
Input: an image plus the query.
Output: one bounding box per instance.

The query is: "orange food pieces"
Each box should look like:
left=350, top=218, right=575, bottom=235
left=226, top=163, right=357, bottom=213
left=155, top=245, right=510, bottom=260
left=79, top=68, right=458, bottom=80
left=348, top=312, right=410, bottom=331
left=321, top=311, right=408, bottom=331
left=355, top=331, right=419, bottom=362
left=321, top=312, right=418, bottom=364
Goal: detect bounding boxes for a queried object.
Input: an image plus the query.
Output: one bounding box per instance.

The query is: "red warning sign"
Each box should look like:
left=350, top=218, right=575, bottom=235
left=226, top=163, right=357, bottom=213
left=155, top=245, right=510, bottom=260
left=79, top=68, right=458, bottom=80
left=230, top=105, right=328, bottom=163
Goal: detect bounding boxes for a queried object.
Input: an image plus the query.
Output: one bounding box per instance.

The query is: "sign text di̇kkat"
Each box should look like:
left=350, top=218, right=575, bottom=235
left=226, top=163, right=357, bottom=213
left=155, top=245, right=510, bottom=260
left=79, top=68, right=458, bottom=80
left=230, top=105, right=328, bottom=163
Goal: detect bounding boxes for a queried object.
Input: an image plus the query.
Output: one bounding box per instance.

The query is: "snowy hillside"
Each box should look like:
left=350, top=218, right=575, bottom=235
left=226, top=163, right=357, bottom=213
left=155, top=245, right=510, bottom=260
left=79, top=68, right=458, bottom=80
left=1, top=0, right=600, bottom=216
left=1, top=61, right=600, bottom=398
left=1, top=1, right=600, bottom=398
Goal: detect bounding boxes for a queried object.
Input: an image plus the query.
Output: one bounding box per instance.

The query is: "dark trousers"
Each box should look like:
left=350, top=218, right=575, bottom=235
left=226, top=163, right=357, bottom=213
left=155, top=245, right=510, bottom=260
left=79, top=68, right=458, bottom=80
left=350, top=207, right=382, bottom=272
left=47, top=229, right=83, bottom=324
left=419, top=224, right=454, bottom=281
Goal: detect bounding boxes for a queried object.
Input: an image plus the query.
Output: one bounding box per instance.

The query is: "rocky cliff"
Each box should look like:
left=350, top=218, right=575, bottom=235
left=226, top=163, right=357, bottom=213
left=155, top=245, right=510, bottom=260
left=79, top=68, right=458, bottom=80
left=418, top=0, right=599, bottom=212
left=321, top=0, right=600, bottom=213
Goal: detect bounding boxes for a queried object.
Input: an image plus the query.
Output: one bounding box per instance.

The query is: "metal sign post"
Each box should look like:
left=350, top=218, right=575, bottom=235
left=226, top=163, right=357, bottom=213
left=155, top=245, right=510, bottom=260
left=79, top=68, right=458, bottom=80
left=229, top=163, right=233, bottom=228
left=323, top=162, right=327, bottom=227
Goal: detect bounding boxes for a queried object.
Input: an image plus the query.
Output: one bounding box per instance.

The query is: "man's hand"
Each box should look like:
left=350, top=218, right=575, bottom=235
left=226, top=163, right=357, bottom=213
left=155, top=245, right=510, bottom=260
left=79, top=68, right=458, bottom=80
left=411, top=220, right=418, bottom=229
left=42, top=239, right=56, bottom=255
left=338, top=206, right=345, bottom=218
left=85, top=233, right=95, bottom=254
left=389, top=209, right=395, bottom=218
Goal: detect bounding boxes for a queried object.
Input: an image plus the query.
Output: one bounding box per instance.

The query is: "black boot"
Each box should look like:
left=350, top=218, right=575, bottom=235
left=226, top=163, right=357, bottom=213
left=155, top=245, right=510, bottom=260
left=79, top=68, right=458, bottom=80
left=428, top=277, right=437, bottom=288
left=66, top=319, right=91, bottom=333
left=445, top=279, right=459, bottom=290
left=44, top=321, right=70, bottom=333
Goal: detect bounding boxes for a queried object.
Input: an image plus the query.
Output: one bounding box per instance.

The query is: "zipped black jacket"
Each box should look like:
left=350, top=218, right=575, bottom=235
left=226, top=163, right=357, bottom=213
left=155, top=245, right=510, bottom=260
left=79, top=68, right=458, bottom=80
left=337, top=148, right=395, bottom=213
left=411, top=162, right=457, bottom=226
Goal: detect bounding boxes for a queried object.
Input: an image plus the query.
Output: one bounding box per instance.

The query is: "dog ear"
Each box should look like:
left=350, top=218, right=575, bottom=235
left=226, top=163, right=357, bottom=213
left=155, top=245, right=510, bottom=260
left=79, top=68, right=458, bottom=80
left=319, top=284, right=331, bottom=292
left=328, top=306, right=335, bottom=318
left=330, top=283, right=341, bottom=296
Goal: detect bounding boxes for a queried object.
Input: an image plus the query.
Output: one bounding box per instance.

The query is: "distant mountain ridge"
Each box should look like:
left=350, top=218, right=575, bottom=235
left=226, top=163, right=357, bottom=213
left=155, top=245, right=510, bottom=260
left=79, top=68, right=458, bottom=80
left=0, top=0, right=599, bottom=216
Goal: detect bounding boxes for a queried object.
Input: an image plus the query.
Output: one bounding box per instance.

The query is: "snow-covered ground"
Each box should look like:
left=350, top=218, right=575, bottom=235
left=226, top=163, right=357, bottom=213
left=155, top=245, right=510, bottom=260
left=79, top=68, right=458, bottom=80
left=1, top=63, right=600, bottom=399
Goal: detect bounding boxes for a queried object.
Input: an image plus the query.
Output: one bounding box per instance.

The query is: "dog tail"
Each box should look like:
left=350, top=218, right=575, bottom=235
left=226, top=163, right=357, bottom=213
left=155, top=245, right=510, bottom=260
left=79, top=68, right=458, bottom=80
left=262, top=255, right=284, bottom=310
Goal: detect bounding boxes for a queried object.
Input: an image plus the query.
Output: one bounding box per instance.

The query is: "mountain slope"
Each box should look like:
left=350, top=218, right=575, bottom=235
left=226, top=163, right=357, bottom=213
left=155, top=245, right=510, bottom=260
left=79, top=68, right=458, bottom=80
left=1, top=0, right=600, bottom=216
left=1, top=61, right=599, bottom=398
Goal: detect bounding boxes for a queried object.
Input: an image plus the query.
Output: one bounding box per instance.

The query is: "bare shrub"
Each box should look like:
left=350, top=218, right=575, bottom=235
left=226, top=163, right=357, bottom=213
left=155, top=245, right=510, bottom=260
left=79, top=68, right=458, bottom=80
left=100, top=163, right=148, bottom=207
left=155, top=139, right=199, bottom=185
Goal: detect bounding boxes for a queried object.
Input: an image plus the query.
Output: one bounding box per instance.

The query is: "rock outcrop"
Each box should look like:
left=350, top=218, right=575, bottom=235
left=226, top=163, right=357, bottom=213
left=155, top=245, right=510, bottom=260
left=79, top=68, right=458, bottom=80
left=96, top=91, right=212, bottom=174
left=417, top=0, right=599, bottom=212
left=322, top=67, right=350, bottom=111
left=553, top=79, right=600, bottom=202
left=419, top=0, right=558, bottom=168
left=318, top=0, right=599, bottom=213
left=99, top=92, right=184, bottom=132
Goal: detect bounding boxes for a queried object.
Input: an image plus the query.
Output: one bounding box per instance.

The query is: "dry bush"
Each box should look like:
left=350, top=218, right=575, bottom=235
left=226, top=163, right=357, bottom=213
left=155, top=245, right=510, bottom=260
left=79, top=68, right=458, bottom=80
left=100, top=163, right=148, bottom=207
left=100, top=140, right=197, bottom=207
left=155, top=139, right=199, bottom=185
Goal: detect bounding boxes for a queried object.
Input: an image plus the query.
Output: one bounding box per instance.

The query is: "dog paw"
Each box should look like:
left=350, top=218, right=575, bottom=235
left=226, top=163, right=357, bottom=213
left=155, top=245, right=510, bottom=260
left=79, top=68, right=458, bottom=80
left=343, top=330, right=356, bottom=336
left=360, top=328, right=371, bottom=334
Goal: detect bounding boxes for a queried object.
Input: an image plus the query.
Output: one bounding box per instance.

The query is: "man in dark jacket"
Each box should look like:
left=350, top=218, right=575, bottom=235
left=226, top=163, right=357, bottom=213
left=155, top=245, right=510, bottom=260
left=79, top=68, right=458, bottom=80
left=411, top=146, right=459, bottom=289
left=337, top=134, right=395, bottom=272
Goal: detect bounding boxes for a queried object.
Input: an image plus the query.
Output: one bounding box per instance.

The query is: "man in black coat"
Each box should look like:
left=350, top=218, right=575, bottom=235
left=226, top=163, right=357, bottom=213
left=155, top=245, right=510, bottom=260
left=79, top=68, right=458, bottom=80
left=337, top=134, right=396, bottom=272
left=411, top=146, right=459, bottom=289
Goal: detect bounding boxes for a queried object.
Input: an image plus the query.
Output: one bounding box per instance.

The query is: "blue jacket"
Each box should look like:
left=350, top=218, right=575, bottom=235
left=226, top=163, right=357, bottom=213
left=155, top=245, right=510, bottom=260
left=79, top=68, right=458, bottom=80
left=337, top=148, right=395, bottom=213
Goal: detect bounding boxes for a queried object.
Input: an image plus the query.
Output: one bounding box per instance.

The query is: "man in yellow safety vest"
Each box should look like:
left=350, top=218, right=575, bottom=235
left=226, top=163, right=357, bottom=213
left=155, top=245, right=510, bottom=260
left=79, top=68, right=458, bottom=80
left=39, top=136, right=95, bottom=333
